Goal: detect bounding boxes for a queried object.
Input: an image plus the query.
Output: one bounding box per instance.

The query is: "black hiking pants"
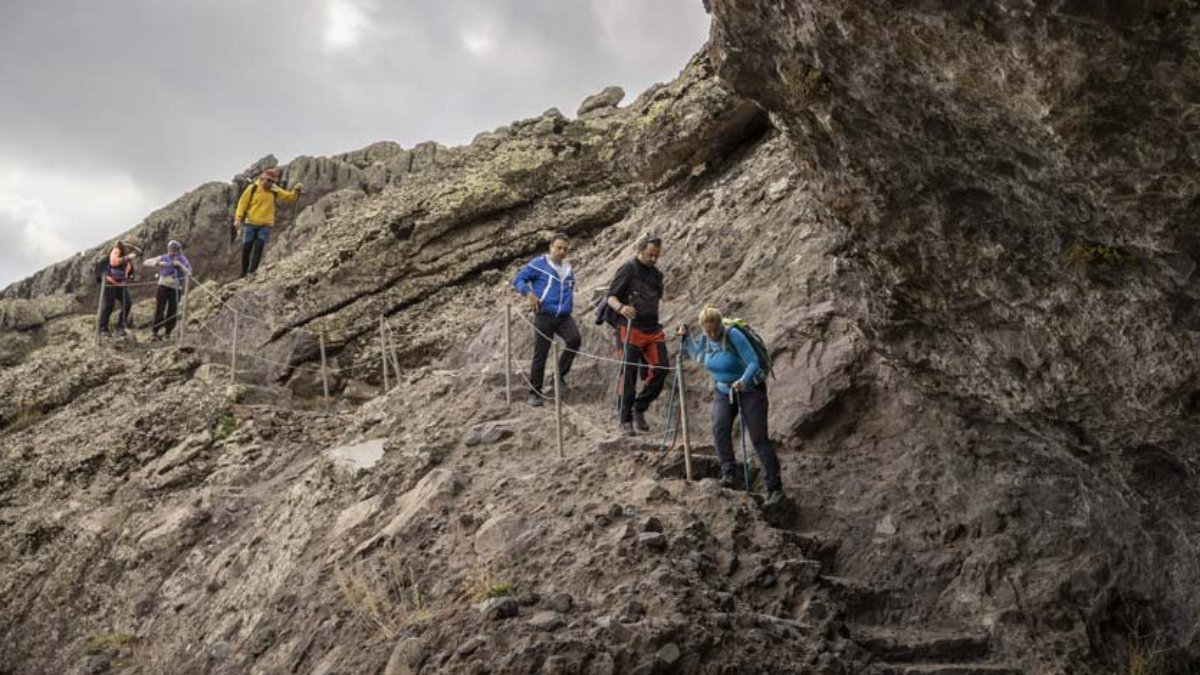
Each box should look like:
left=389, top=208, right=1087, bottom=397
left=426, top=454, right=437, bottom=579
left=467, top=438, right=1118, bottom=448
left=241, top=225, right=271, bottom=277
left=241, top=240, right=268, bottom=276
left=152, top=285, right=180, bottom=336
left=529, top=313, right=581, bottom=397
left=713, top=383, right=782, bottom=491
left=617, top=326, right=669, bottom=423
left=99, top=285, right=132, bottom=333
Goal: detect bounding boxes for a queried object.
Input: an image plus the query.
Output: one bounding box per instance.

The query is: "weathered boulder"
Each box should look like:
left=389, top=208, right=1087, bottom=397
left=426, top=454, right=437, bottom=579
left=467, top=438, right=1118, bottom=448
left=577, top=86, right=625, bottom=117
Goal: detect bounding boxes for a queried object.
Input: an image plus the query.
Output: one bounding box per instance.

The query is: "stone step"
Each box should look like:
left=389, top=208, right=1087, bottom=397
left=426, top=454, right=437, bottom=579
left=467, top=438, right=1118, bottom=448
left=655, top=450, right=723, bottom=480
left=818, top=576, right=911, bottom=618
left=851, top=625, right=991, bottom=662
left=867, top=664, right=1022, bottom=675
left=778, top=530, right=839, bottom=570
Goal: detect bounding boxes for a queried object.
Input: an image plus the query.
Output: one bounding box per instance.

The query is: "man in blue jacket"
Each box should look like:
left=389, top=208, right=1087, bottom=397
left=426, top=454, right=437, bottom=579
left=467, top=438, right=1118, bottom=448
left=513, top=232, right=581, bottom=407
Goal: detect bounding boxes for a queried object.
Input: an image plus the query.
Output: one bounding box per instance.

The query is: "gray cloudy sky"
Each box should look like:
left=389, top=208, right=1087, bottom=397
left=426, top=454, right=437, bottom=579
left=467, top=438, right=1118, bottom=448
left=0, top=0, right=710, bottom=287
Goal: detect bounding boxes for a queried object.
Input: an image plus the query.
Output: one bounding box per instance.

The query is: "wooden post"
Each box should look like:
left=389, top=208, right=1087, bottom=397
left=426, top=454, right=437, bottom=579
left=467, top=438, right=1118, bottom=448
left=319, top=331, right=330, bottom=402
left=95, top=276, right=106, bottom=347
left=230, top=313, right=239, bottom=384
left=177, top=275, right=189, bottom=345
left=505, top=301, right=513, bottom=408
left=384, top=321, right=402, bottom=384
left=379, top=318, right=389, bottom=391
left=553, top=341, right=564, bottom=459
left=676, top=357, right=693, bottom=481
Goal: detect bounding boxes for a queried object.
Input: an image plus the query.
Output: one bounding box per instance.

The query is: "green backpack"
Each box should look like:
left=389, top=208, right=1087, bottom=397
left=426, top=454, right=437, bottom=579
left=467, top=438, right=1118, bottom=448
left=722, top=318, right=774, bottom=384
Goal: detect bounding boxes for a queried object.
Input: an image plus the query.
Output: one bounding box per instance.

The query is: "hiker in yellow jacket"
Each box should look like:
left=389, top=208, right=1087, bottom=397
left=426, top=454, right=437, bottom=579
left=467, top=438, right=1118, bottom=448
left=234, top=167, right=304, bottom=277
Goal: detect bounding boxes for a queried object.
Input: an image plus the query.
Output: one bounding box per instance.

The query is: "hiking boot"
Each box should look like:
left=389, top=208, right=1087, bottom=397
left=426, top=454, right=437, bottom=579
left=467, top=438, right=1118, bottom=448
left=763, top=490, right=786, bottom=509
left=719, top=474, right=737, bottom=490
left=556, top=375, right=568, bottom=393
left=150, top=333, right=162, bottom=342
left=115, top=328, right=127, bottom=338
left=526, top=393, right=544, bottom=408
left=633, top=411, right=650, bottom=432
left=98, top=329, right=111, bottom=339
left=619, top=421, right=636, bottom=436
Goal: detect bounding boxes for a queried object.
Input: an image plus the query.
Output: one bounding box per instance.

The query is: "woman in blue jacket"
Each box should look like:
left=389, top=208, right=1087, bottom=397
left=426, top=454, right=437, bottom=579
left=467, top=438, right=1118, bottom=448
left=513, top=233, right=581, bottom=407
left=679, top=306, right=784, bottom=507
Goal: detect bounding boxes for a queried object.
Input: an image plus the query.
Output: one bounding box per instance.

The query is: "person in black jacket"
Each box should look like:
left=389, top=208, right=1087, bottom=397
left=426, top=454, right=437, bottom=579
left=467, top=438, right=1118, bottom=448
left=606, top=234, right=669, bottom=436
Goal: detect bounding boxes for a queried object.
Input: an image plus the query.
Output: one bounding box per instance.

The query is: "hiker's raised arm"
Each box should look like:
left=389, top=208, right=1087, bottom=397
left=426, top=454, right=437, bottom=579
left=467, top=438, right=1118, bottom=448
left=275, top=184, right=301, bottom=203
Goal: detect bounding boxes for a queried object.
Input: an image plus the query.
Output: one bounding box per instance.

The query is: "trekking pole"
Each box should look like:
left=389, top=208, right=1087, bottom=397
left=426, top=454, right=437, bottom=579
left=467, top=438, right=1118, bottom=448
left=660, top=363, right=678, bottom=451
left=614, top=316, right=633, bottom=415
left=505, top=301, right=513, bottom=408
left=95, top=276, right=106, bottom=347
left=379, top=317, right=389, bottom=391
left=735, top=390, right=750, bottom=491
left=678, top=349, right=693, bottom=481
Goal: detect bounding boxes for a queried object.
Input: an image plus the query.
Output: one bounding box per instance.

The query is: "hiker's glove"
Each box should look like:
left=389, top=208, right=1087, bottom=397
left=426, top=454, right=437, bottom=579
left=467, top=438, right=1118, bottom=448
left=526, top=295, right=540, bottom=312
left=732, top=380, right=746, bottom=393
left=293, top=183, right=305, bottom=194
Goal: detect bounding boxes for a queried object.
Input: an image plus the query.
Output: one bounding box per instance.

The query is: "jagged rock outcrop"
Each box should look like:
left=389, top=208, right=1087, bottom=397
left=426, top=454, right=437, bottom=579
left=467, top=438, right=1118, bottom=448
left=708, top=0, right=1200, bottom=671
left=232, top=155, right=278, bottom=181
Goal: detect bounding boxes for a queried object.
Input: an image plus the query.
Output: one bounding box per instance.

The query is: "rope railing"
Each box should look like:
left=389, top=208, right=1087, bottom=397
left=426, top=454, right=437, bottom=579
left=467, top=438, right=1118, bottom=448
left=188, top=273, right=401, bottom=341
left=510, top=309, right=675, bottom=371
left=94, top=272, right=388, bottom=401
left=513, top=369, right=611, bottom=443
left=99, top=279, right=169, bottom=288
left=91, top=269, right=698, bottom=477
left=191, top=318, right=363, bottom=377
left=185, top=285, right=696, bottom=467
left=504, top=301, right=695, bottom=478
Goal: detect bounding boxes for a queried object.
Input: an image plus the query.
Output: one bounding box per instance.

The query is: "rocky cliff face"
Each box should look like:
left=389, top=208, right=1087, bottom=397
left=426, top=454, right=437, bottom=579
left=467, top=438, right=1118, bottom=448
left=1, top=3, right=1199, bottom=674
left=708, top=0, right=1200, bottom=670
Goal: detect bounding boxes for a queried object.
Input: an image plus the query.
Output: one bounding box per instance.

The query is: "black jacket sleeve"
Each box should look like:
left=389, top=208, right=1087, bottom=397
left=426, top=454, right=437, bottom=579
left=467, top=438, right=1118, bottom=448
left=608, top=261, right=634, bottom=303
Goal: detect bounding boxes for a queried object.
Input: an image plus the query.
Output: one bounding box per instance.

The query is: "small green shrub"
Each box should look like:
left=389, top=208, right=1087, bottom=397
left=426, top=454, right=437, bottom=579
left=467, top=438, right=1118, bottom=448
left=1062, top=243, right=1129, bottom=272
left=86, top=631, right=136, bottom=654
left=213, top=412, right=237, bottom=441
left=333, top=541, right=430, bottom=639
left=5, top=408, right=45, bottom=433
left=1126, top=633, right=1168, bottom=675
left=486, top=582, right=514, bottom=598
left=462, top=561, right=515, bottom=602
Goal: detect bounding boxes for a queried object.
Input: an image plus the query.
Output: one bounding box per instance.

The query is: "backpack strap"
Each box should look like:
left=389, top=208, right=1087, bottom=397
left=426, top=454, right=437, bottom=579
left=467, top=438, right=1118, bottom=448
left=724, top=325, right=770, bottom=384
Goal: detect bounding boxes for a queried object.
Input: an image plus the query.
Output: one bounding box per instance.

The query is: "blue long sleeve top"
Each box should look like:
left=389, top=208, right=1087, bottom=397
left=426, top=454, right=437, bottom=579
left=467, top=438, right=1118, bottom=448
left=513, top=255, right=575, bottom=316
left=683, top=326, right=760, bottom=395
